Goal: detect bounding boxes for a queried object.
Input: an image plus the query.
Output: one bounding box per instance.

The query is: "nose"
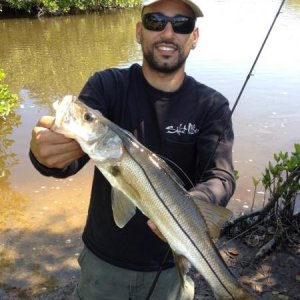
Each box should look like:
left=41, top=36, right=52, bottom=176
left=161, top=21, right=175, bottom=38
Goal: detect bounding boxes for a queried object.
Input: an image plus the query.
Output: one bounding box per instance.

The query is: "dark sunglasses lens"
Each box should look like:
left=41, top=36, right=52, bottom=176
left=172, top=16, right=195, bottom=34
left=142, top=13, right=167, bottom=31
left=142, top=13, right=195, bottom=34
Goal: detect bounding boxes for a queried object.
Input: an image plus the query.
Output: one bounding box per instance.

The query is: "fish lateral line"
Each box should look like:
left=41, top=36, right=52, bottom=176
left=124, top=144, right=236, bottom=298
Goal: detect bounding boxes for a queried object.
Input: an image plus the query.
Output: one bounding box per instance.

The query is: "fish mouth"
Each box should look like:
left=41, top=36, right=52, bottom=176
left=53, top=96, right=75, bottom=129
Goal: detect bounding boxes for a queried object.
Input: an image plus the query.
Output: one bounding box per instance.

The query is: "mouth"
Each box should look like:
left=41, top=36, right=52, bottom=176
left=155, top=42, right=178, bottom=56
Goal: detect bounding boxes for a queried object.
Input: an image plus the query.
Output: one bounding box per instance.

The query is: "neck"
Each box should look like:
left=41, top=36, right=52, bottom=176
left=142, top=62, right=185, bottom=92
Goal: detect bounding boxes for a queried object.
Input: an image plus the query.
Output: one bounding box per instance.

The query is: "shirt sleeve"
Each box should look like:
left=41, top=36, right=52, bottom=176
left=29, top=150, right=90, bottom=178
left=189, top=93, right=236, bottom=207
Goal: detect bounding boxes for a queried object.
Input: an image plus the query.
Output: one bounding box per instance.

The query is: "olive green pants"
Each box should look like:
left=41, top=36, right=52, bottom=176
left=73, top=246, right=194, bottom=300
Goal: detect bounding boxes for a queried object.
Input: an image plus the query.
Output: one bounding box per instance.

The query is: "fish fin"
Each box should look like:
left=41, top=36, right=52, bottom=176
left=111, top=188, right=136, bottom=228
left=192, top=198, right=233, bottom=239
left=173, top=252, right=190, bottom=287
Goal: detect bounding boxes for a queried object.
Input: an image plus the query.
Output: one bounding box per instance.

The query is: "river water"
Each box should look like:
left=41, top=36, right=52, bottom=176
left=0, top=0, right=299, bottom=295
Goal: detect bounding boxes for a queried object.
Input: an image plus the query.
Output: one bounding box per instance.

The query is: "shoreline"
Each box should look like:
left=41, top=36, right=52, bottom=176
left=1, top=238, right=299, bottom=300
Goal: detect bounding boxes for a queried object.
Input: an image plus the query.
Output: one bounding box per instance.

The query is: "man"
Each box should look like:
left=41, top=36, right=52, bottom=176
left=30, top=0, right=235, bottom=299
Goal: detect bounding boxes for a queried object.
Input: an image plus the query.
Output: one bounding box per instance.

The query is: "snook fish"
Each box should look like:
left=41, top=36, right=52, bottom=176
left=52, top=95, right=256, bottom=300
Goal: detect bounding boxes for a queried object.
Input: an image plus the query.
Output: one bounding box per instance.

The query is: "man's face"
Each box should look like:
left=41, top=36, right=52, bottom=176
left=136, top=0, right=199, bottom=74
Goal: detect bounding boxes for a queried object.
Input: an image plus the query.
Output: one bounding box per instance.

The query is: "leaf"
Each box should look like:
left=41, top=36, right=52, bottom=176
left=278, top=295, right=289, bottom=300
left=0, top=69, right=5, bottom=81
left=272, top=291, right=280, bottom=295
left=296, top=272, right=300, bottom=283
left=279, top=151, right=288, bottom=163
left=288, top=156, right=299, bottom=170
left=262, top=169, right=271, bottom=188
left=234, top=169, right=239, bottom=180
left=252, top=176, right=260, bottom=187
left=268, top=162, right=275, bottom=175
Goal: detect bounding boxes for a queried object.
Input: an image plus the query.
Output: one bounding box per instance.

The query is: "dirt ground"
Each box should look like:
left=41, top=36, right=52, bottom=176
left=191, top=237, right=300, bottom=300
left=1, top=237, right=299, bottom=300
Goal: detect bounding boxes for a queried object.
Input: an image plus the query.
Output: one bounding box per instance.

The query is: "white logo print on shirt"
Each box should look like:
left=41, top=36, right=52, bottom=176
left=165, top=123, right=199, bottom=136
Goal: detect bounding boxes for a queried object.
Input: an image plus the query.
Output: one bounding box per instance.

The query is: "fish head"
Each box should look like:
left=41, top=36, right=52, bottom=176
left=53, top=95, right=123, bottom=162
left=53, top=95, right=107, bottom=142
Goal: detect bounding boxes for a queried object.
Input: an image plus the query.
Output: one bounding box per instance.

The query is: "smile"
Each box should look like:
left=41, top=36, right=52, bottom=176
left=156, top=43, right=178, bottom=54
left=158, top=46, right=175, bottom=51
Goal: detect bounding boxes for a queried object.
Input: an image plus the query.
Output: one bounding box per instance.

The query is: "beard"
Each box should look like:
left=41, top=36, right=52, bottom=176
left=141, top=40, right=188, bottom=74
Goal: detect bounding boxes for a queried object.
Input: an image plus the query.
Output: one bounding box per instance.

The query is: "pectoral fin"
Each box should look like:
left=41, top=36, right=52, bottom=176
left=111, top=188, right=136, bottom=228
left=192, top=197, right=233, bottom=240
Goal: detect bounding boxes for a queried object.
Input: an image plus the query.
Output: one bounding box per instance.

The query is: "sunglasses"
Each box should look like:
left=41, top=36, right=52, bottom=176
left=142, top=13, right=196, bottom=34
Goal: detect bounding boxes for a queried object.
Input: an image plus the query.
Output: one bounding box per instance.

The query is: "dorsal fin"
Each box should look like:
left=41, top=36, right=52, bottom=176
left=192, top=197, right=233, bottom=239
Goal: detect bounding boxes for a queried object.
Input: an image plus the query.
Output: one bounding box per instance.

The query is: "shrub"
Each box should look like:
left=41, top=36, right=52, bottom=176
left=2, top=0, right=141, bottom=15
left=0, top=69, right=19, bottom=119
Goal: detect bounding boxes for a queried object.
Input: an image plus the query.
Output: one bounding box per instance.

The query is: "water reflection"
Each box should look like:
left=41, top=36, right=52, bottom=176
left=0, top=8, right=141, bottom=105
left=290, top=0, right=300, bottom=7
left=0, top=113, right=21, bottom=181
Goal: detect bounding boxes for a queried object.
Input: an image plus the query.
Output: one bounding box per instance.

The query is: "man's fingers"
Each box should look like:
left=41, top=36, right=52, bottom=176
left=42, top=147, right=84, bottom=169
left=36, top=139, right=82, bottom=158
left=36, top=116, right=56, bottom=129
left=33, top=126, right=74, bottom=145
left=30, top=116, right=85, bottom=169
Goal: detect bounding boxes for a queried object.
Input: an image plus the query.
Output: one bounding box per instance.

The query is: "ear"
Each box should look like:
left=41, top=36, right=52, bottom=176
left=191, top=26, right=199, bottom=49
left=136, top=21, right=142, bottom=44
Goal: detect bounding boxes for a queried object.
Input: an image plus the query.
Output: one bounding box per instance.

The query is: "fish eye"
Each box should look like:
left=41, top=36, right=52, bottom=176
left=83, top=112, right=95, bottom=122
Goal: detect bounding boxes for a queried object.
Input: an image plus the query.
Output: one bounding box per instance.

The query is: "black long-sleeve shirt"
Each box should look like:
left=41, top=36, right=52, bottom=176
left=30, top=63, right=235, bottom=271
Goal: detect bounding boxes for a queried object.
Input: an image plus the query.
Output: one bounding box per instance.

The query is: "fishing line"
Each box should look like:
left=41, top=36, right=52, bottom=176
left=145, top=247, right=171, bottom=300
left=157, top=154, right=195, bottom=188
left=145, top=0, right=286, bottom=298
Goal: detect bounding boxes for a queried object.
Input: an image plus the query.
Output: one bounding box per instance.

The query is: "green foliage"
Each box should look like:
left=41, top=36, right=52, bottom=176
left=0, top=69, right=19, bottom=119
left=255, top=144, right=300, bottom=216
left=223, top=146, right=299, bottom=250
left=252, top=176, right=260, bottom=188
left=251, top=176, right=261, bottom=212
left=2, top=0, right=141, bottom=15
left=234, top=169, right=239, bottom=180
left=0, top=70, right=21, bottom=182
left=261, top=145, right=300, bottom=192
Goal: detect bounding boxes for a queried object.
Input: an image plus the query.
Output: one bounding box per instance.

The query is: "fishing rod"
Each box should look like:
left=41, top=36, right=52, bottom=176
left=145, top=0, right=286, bottom=299
left=200, top=0, right=286, bottom=181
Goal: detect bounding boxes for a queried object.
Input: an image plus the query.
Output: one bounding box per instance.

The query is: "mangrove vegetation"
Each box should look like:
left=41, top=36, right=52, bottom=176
left=0, top=0, right=141, bottom=17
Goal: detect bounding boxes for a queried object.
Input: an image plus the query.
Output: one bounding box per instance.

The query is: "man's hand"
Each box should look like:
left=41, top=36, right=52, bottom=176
left=30, top=116, right=84, bottom=169
left=147, top=219, right=167, bottom=242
